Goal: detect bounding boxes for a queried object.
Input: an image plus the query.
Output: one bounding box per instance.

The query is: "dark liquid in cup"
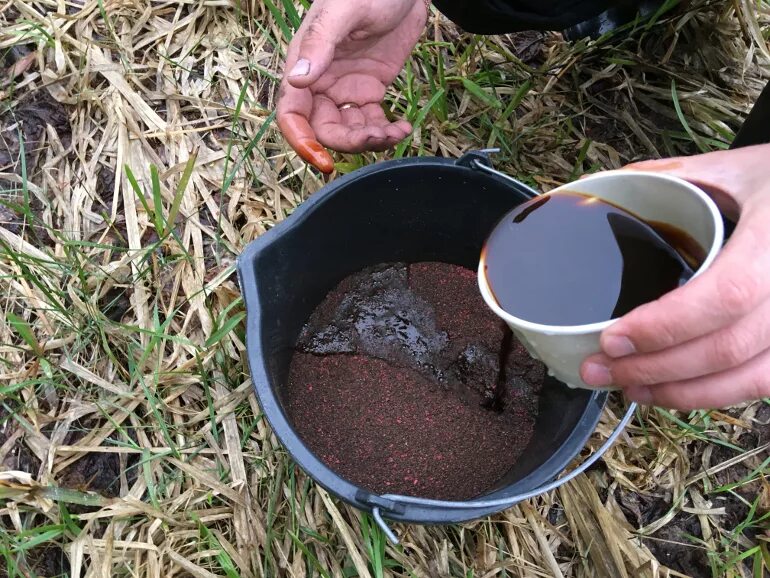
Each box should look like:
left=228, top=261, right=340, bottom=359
left=481, top=191, right=707, bottom=326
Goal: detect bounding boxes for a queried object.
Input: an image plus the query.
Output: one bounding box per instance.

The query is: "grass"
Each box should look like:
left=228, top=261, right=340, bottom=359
left=0, top=0, right=769, bottom=576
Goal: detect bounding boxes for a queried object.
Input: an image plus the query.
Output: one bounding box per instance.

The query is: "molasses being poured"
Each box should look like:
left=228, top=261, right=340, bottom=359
left=482, top=191, right=706, bottom=326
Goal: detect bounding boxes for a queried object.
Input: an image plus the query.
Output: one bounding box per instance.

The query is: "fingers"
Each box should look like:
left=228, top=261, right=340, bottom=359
left=622, top=347, right=770, bottom=411
left=276, top=0, right=419, bottom=167
left=340, top=106, right=366, bottom=127
left=383, top=120, right=412, bottom=142
left=276, top=0, right=359, bottom=171
left=308, top=96, right=358, bottom=151
left=623, top=144, right=770, bottom=217
left=277, top=23, right=412, bottom=167
left=287, top=2, right=362, bottom=89
left=276, top=54, right=335, bottom=174
left=307, top=98, right=409, bottom=153
left=599, top=201, right=770, bottom=358
left=578, top=147, right=770, bottom=409
left=276, top=112, right=335, bottom=173
left=276, top=94, right=410, bottom=167
left=322, top=74, right=390, bottom=107
left=582, top=296, right=770, bottom=388
left=361, top=103, right=412, bottom=143
left=312, top=97, right=382, bottom=152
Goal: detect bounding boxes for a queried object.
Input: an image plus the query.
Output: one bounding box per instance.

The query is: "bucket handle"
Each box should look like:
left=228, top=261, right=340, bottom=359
left=455, top=148, right=542, bottom=199
left=367, top=151, right=634, bottom=544
left=368, top=401, right=637, bottom=544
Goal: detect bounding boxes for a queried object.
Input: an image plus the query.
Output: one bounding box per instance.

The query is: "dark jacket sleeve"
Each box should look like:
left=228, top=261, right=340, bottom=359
left=732, top=81, right=770, bottom=148
left=432, top=0, right=612, bottom=34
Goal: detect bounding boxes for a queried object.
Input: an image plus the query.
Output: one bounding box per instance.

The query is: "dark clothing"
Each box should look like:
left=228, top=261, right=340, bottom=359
left=432, top=0, right=770, bottom=149
left=732, top=81, right=770, bottom=149
left=432, top=0, right=613, bottom=33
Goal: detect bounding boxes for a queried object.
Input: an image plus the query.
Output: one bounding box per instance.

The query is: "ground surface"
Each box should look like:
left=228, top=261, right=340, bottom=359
left=0, top=0, right=769, bottom=576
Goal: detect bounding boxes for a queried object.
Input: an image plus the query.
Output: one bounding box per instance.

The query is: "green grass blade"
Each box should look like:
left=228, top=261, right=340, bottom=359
left=499, top=79, right=532, bottom=124
left=461, top=78, right=502, bottom=108
left=288, top=532, right=332, bottom=578
left=280, top=0, right=301, bottom=30
left=142, top=449, right=160, bottom=509
left=198, top=522, right=241, bottom=578
left=394, top=88, right=445, bottom=157
left=222, top=111, right=276, bottom=195
left=15, top=527, right=65, bottom=551
left=18, top=132, right=29, bottom=208
left=6, top=311, right=42, bottom=356
left=125, top=165, right=153, bottom=217
left=150, top=164, right=165, bottom=234
left=166, top=150, right=197, bottom=235
left=671, top=79, right=709, bottom=154
left=205, top=311, right=246, bottom=348
left=263, top=0, right=293, bottom=41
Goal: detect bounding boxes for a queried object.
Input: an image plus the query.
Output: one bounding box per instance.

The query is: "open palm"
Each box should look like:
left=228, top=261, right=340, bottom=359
left=276, top=0, right=427, bottom=173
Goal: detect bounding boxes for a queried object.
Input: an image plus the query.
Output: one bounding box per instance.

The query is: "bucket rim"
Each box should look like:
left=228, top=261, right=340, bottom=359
left=236, top=154, right=618, bottom=524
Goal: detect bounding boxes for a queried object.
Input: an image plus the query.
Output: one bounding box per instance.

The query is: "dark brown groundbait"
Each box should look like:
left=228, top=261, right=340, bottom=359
left=285, top=262, right=544, bottom=500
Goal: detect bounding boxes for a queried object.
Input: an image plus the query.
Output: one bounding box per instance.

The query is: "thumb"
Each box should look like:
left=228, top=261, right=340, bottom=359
left=286, top=3, right=360, bottom=89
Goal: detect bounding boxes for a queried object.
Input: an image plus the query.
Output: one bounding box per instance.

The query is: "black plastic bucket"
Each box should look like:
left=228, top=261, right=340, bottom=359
left=237, top=152, right=630, bottom=532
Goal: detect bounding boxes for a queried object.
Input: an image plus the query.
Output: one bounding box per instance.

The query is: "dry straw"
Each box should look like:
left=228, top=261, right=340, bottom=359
left=0, top=0, right=768, bottom=576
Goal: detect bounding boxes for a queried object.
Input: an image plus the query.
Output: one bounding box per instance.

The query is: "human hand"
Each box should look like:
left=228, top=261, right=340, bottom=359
left=580, top=144, right=770, bottom=410
left=276, top=0, right=427, bottom=173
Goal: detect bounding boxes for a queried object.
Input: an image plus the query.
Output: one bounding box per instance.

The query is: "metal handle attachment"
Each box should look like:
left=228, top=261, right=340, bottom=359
left=455, top=148, right=542, bottom=199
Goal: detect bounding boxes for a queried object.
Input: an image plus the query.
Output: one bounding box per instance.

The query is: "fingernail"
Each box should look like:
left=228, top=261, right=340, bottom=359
left=626, top=385, right=653, bottom=405
left=289, top=58, right=311, bottom=77
left=603, top=335, right=636, bottom=358
left=582, top=362, right=612, bottom=387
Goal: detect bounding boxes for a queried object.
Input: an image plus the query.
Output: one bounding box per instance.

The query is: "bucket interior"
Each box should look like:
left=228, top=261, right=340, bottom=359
left=242, top=159, right=604, bottom=520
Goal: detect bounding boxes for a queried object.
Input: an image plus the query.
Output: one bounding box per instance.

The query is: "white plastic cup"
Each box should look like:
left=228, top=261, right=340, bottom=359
left=478, top=170, right=725, bottom=389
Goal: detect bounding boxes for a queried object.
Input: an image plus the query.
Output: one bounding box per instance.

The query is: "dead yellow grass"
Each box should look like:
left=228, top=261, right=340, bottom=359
left=0, top=0, right=768, bottom=576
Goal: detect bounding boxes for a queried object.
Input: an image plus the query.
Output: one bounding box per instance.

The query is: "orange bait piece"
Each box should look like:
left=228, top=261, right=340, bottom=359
left=279, top=113, right=335, bottom=174
left=300, top=139, right=335, bottom=174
